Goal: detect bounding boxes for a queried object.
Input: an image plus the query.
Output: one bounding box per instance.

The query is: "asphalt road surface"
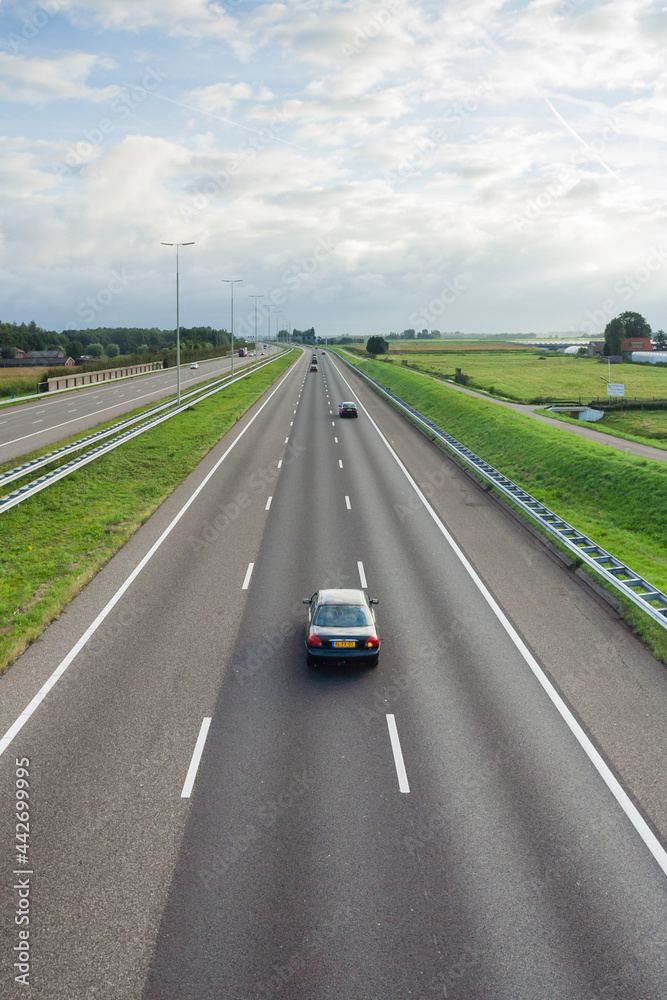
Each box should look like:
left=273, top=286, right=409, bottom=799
left=0, top=349, right=665, bottom=999
left=0, top=351, right=270, bottom=464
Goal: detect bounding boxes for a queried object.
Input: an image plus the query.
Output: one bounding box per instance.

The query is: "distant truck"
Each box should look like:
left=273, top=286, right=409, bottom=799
left=238, top=347, right=248, bottom=357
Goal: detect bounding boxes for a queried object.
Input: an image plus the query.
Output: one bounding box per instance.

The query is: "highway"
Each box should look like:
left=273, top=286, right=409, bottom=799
left=0, top=350, right=665, bottom=998
left=0, top=351, right=268, bottom=464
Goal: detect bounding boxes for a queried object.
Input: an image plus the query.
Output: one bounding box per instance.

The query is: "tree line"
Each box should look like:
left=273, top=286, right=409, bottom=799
left=0, top=322, right=242, bottom=361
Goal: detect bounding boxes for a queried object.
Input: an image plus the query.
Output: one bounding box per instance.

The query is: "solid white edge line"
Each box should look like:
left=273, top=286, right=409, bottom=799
left=181, top=717, right=212, bottom=798
left=357, top=560, right=367, bottom=588
left=334, top=356, right=667, bottom=878
left=345, top=496, right=351, bottom=509
left=386, top=714, right=410, bottom=793
left=242, top=562, right=254, bottom=590
left=0, top=362, right=298, bottom=759
left=265, top=496, right=272, bottom=510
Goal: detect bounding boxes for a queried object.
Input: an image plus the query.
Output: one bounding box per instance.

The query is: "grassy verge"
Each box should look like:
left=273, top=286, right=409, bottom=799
left=0, top=353, right=295, bottom=671
left=536, top=407, right=667, bottom=452
left=338, top=352, right=667, bottom=662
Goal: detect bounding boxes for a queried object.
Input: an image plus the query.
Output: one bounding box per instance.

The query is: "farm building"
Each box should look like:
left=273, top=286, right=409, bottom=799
left=623, top=337, right=653, bottom=352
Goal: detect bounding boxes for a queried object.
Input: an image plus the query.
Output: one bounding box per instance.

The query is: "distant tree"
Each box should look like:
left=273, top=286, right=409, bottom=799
left=402, top=328, right=415, bottom=339
left=66, top=340, right=84, bottom=358
left=652, top=329, right=667, bottom=350
left=618, top=311, right=651, bottom=340
left=135, top=344, right=149, bottom=355
left=603, top=317, right=625, bottom=357
left=1, top=345, right=13, bottom=359
left=106, top=343, right=120, bottom=357
left=367, top=336, right=389, bottom=356
left=85, top=343, right=104, bottom=357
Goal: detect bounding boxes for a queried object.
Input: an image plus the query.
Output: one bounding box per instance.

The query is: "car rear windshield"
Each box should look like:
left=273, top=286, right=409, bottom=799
left=313, top=605, right=372, bottom=627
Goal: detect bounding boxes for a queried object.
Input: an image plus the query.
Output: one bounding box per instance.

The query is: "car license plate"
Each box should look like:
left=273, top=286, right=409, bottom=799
left=333, top=641, right=355, bottom=648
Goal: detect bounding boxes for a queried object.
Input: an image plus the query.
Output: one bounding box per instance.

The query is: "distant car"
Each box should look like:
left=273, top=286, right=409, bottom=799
left=190, top=363, right=199, bottom=369
left=339, top=401, right=358, bottom=417
left=303, top=589, right=380, bottom=667
left=309, top=364, right=318, bottom=372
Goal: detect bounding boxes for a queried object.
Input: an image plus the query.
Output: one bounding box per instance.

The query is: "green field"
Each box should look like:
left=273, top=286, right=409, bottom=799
left=352, top=343, right=667, bottom=405
left=338, top=351, right=667, bottom=661
left=0, top=353, right=295, bottom=671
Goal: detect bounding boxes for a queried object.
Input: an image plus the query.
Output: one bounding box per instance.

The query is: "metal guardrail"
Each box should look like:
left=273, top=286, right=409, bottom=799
left=0, top=360, right=254, bottom=491
left=339, top=354, right=667, bottom=632
left=0, top=351, right=291, bottom=514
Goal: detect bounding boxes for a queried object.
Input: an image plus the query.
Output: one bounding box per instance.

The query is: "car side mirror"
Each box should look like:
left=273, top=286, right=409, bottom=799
left=370, top=598, right=379, bottom=605
left=302, top=598, right=311, bottom=604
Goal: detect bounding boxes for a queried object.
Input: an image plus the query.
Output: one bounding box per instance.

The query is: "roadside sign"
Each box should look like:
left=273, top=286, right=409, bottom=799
left=607, top=383, right=625, bottom=397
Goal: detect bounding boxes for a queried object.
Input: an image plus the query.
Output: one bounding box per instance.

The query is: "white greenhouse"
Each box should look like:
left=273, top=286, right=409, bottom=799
left=631, top=351, right=667, bottom=364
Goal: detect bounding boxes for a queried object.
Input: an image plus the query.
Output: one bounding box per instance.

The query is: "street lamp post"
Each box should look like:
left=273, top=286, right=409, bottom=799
left=161, top=241, right=194, bottom=407
left=222, top=278, right=243, bottom=375
left=266, top=304, right=276, bottom=353
left=248, top=295, right=264, bottom=366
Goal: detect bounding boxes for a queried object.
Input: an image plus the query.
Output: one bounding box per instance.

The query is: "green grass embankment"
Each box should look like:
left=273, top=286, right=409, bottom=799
left=0, top=353, right=295, bottom=671
left=341, top=354, right=667, bottom=661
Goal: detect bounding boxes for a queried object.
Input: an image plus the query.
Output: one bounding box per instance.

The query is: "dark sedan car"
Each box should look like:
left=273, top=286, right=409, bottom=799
left=338, top=401, right=358, bottom=417
left=309, top=364, right=318, bottom=372
left=303, top=589, right=380, bottom=667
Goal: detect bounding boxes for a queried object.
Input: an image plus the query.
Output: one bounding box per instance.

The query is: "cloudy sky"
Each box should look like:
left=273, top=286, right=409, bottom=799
left=0, top=0, right=666, bottom=339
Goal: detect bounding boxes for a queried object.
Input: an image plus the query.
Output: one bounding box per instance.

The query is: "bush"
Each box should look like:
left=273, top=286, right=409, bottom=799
left=367, top=335, right=389, bottom=356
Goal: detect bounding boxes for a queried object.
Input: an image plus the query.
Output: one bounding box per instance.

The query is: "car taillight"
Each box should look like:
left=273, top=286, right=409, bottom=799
left=364, top=635, right=379, bottom=648
left=307, top=633, right=323, bottom=647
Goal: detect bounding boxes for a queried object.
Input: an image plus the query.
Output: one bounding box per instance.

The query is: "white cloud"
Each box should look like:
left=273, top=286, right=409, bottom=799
left=1, top=0, right=667, bottom=334
left=58, top=0, right=233, bottom=32
left=0, top=52, right=119, bottom=105
left=188, top=82, right=274, bottom=113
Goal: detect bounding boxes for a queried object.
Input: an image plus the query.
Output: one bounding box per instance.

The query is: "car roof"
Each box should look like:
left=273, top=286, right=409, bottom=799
left=340, top=401, right=356, bottom=406
left=317, top=588, right=369, bottom=605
